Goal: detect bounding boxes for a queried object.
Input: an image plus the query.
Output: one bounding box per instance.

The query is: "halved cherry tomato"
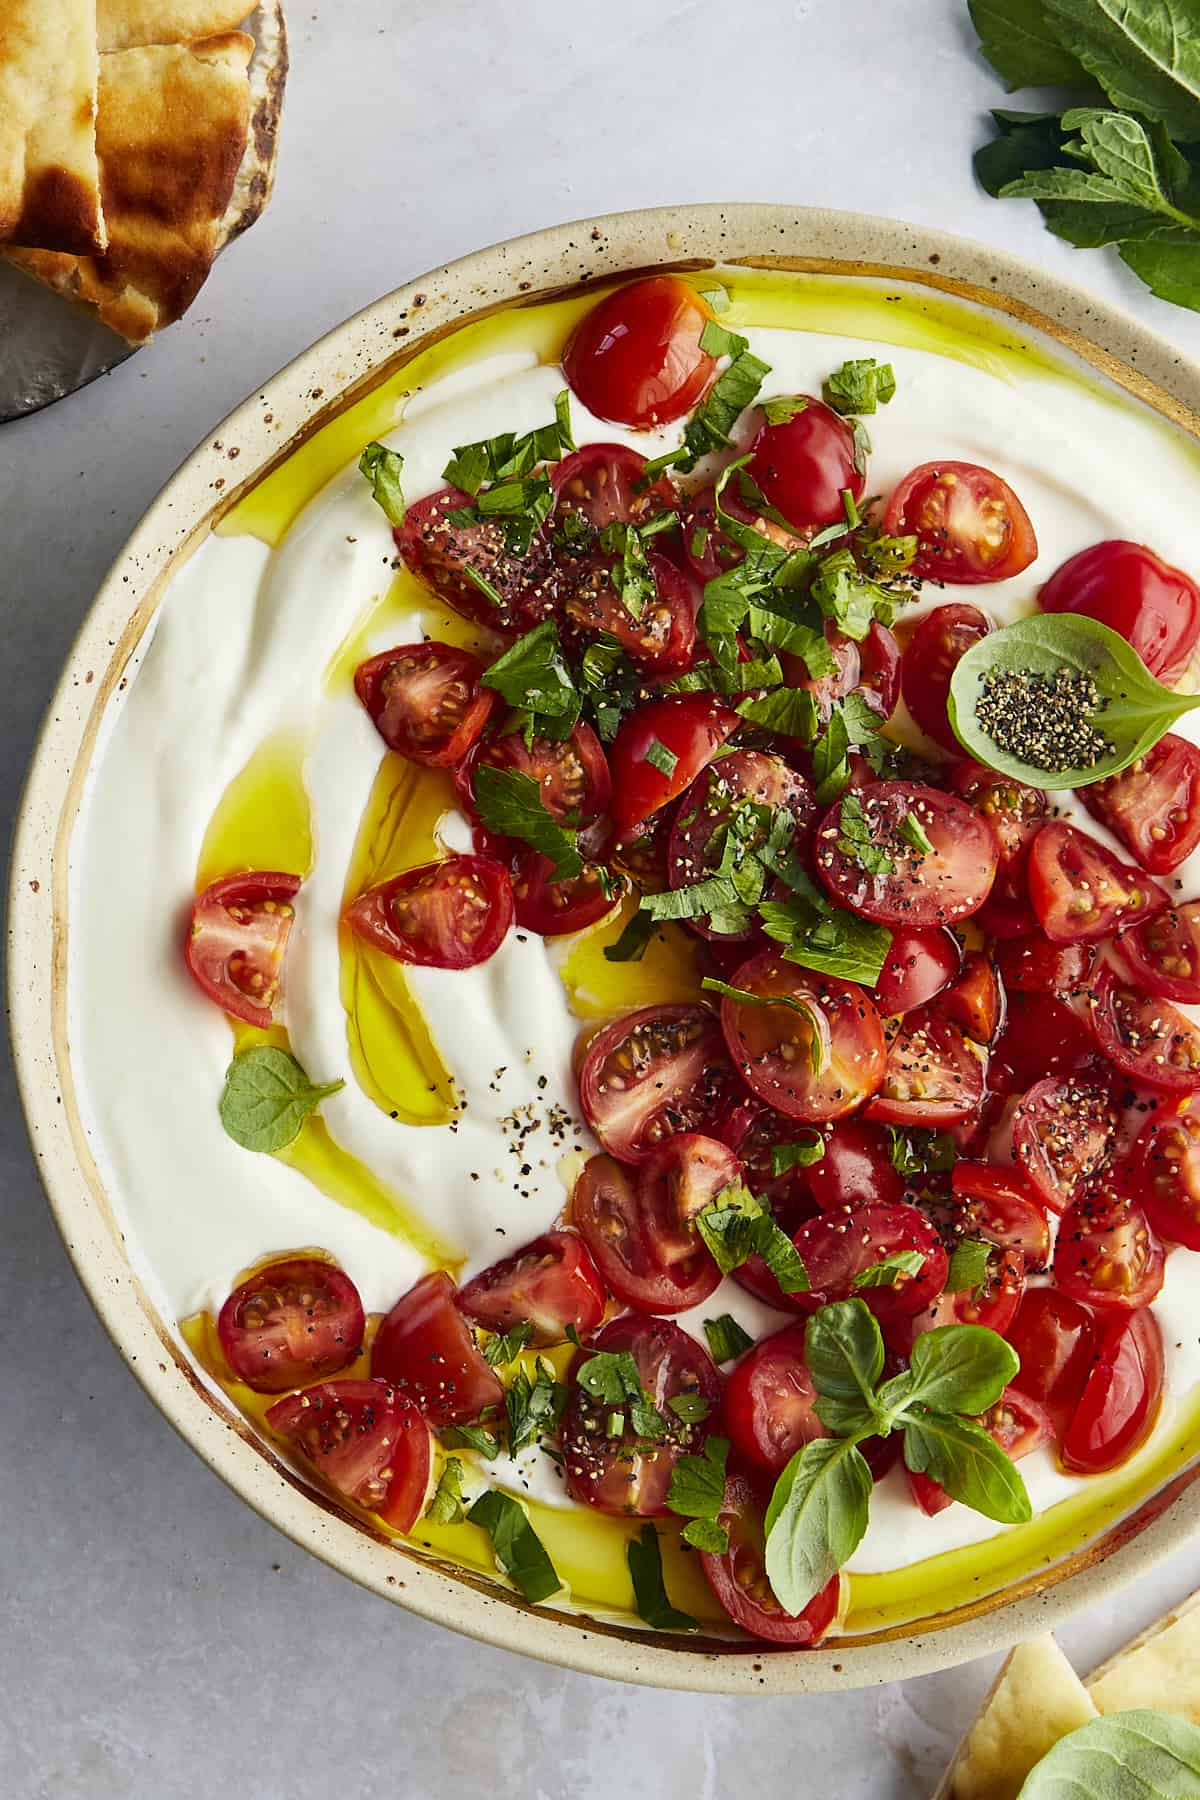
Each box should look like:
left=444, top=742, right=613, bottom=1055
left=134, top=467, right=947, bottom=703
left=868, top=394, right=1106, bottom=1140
left=900, top=604, right=991, bottom=750
left=1087, top=968, right=1200, bottom=1091
left=562, top=277, right=717, bottom=429
left=397, top=485, right=546, bottom=634
left=1011, top=1077, right=1116, bottom=1214
left=865, top=1009, right=984, bottom=1127
left=873, top=926, right=961, bottom=1016
left=989, top=990, right=1099, bottom=1095
left=746, top=396, right=865, bottom=531
left=1128, top=1097, right=1200, bottom=1250
left=609, top=805, right=672, bottom=891
left=667, top=749, right=814, bottom=941
left=354, top=642, right=495, bottom=768
left=511, top=851, right=620, bottom=936
left=793, top=1202, right=948, bottom=1323
left=908, top=1243, right=1025, bottom=1340
left=860, top=621, right=903, bottom=723
left=1029, top=822, right=1167, bottom=944
left=1082, top=735, right=1200, bottom=875
left=570, top=1136, right=736, bottom=1313
left=724, top=1322, right=827, bottom=1475
left=217, top=1257, right=365, bottom=1393
left=907, top=1388, right=1052, bottom=1515
left=563, top=549, right=698, bottom=674
left=701, top=1471, right=844, bottom=1645
left=815, top=782, right=999, bottom=927
left=577, top=1002, right=734, bottom=1163
left=884, top=462, right=1037, bottom=585
left=1006, top=1287, right=1097, bottom=1413
left=456, top=1231, right=606, bottom=1345
left=974, top=881, right=1040, bottom=942
left=561, top=1314, right=720, bottom=1515
left=1053, top=1182, right=1165, bottom=1311
left=266, top=1378, right=431, bottom=1531
left=462, top=721, right=611, bottom=826
left=371, top=1270, right=504, bottom=1426
left=1118, top=903, right=1200, bottom=1005
left=185, top=870, right=301, bottom=1029
left=550, top=443, right=679, bottom=531
left=950, top=1162, right=1051, bottom=1272
left=947, top=761, right=1047, bottom=869
left=994, top=934, right=1095, bottom=996
left=607, top=694, right=739, bottom=834
left=711, top=1100, right=821, bottom=1236
left=934, top=951, right=1003, bottom=1045
left=719, top=952, right=887, bottom=1123
left=805, top=1117, right=905, bottom=1212
left=681, top=481, right=755, bottom=583
left=345, top=855, right=513, bottom=969
left=1062, top=1307, right=1164, bottom=1474
left=1039, top=540, right=1200, bottom=687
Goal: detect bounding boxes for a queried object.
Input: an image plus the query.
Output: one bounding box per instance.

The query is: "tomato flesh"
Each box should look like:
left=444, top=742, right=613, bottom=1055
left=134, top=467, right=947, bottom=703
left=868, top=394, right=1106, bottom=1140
left=550, top=443, right=679, bottom=531
left=1128, top=1097, right=1200, bottom=1250
left=700, top=1472, right=843, bottom=1645
left=345, top=855, right=513, bottom=969
left=354, top=642, right=495, bottom=768
left=719, top=952, right=887, bottom=1123
left=994, top=934, right=1095, bottom=996
left=816, top=782, right=999, bottom=927
left=1029, top=822, right=1167, bottom=944
left=217, top=1257, right=365, bottom=1393
left=1011, top=1077, right=1116, bottom=1214
left=570, top=1135, right=736, bottom=1313
left=562, top=277, right=717, bottom=429
left=884, top=462, right=1037, bottom=585
left=724, top=1322, right=828, bottom=1475
left=950, top=1162, right=1052, bottom=1273
left=397, top=486, right=546, bottom=634
left=805, top=1117, right=904, bottom=1213
left=1119, top=903, right=1200, bottom=1004
left=873, top=926, right=961, bottom=1016
left=456, top=1231, right=606, bottom=1345
left=607, top=694, right=738, bottom=834
left=371, top=1270, right=504, bottom=1426
left=1006, top=1287, right=1097, bottom=1414
left=266, top=1378, right=431, bottom=1531
left=792, top=1202, right=948, bottom=1323
left=1039, top=539, right=1200, bottom=687
left=185, top=870, right=301, bottom=1029
left=900, top=603, right=991, bottom=751
left=464, top=721, right=611, bottom=826
left=1053, top=1183, right=1165, bottom=1312
left=1087, top=968, right=1200, bottom=1091
left=746, top=397, right=865, bottom=531
left=1082, top=734, right=1200, bottom=876
left=864, top=1009, right=984, bottom=1127
left=510, top=850, right=620, bottom=936
left=577, top=1003, right=734, bottom=1163
left=667, top=749, right=814, bottom=941
left=989, top=990, right=1099, bottom=1095
left=1062, top=1307, right=1164, bottom=1474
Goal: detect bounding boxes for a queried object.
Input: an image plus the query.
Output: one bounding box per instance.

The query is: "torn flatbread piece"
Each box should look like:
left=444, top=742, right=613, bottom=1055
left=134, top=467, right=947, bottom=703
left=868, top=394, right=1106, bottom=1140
left=934, top=1636, right=1097, bottom=1800
left=7, top=33, right=252, bottom=343
left=97, top=1, right=251, bottom=51
left=1088, top=1589, right=1200, bottom=1722
left=0, top=0, right=106, bottom=254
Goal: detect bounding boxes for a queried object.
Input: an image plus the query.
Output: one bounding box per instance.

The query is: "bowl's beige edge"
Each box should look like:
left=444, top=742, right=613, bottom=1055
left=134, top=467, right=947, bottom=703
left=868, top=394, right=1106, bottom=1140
left=10, top=203, right=1200, bottom=1696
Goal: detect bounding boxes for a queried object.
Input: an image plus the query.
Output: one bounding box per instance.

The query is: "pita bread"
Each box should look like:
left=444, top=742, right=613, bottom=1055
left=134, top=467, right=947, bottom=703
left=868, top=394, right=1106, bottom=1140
left=934, top=1637, right=1098, bottom=1800
left=97, top=2, right=251, bottom=51
left=6, top=33, right=253, bottom=343
left=1088, top=1589, right=1200, bottom=1722
left=0, top=0, right=106, bottom=254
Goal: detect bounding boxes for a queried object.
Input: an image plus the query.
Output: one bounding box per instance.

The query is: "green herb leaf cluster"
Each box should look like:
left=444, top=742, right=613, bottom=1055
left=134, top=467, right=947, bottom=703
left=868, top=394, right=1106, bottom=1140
left=665, top=1435, right=732, bottom=1551
left=358, top=442, right=406, bottom=525
left=695, top=1182, right=811, bottom=1294
left=481, top=622, right=582, bottom=743
left=471, top=763, right=584, bottom=878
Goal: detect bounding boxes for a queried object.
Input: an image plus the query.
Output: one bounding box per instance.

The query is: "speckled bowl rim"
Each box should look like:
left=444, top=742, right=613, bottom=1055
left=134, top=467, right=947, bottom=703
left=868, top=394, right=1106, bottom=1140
left=11, top=203, right=1200, bottom=1695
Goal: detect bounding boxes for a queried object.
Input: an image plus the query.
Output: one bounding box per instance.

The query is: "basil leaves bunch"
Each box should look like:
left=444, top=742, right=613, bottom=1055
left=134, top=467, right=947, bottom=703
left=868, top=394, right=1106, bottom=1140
left=763, top=1299, right=1030, bottom=1616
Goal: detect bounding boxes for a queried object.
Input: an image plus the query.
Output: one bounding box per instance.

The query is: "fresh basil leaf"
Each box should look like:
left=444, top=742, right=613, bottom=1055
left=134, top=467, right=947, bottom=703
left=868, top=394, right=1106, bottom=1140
left=772, top=1132, right=826, bottom=1175
left=483, top=1321, right=535, bottom=1366
left=682, top=1518, right=730, bottom=1553
left=887, top=1127, right=958, bottom=1176
left=945, top=1238, right=997, bottom=1296
left=745, top=607, right=831, bottom=673
left=1044, top=0, right=1200, bottom=145
left=626, top=1524, right=698, bottom=1632
left=852, top=1250, right=928, bottom=1290
left=673, top=350, right=771, bottom=471
left=600, top=519, right=657, bottom=619
left=665, top=1435, right=729, bottom=1526
left=761, top=394, right=809, bottom=425
left=905, top=1324, right=1020, bottom=1417
left=1017, top=1709, right=1200, bottom=1798
left=554, top=387, right=576, bottom=451
left=219, top=1047, right=345, bottom=1153
left=641, top=876, right=744, bottom=923
left=667, top=654, right=785, bottom=696
left=358, top=442, right=406, bottom=525
left=602, top=909, right=657, bottom=963
left=704, top=1314, right=754, bottom=1363
left=901, top=1410, right=1032, bottom=1523
left=759, top=894, right=892, bottom=987
left=764, top=1436, right=871, bottom=1615
left=967, top=0, right=1092, bottom=89
left=698, top=283, right=730, bottom=313
left=442, top=1423, right=500, bottom=1458
left=812, top=709, right=852, bottom=804
left=472, top=764, right=582, bottom=878
left=668, top=1393, right=712, bottom=1424
left=481, top=622, right=581, bottom=738
left=804, top=1298, right=885, bottom=1418
left=822, top=357, right=896, bottom=416
left=948, top=612, right=1200, bottom=789
left=736, top=686, right=819, bottom=742
left=467, top=1490, right=563, bottom=1602
left=811, top=548, right=889, bottom=642
left=1120, top=231, right=1200, bottom=308
left=699, top=318, right=749, bottom=358
left=426, top=1456, right=467, bottom=1523
left=975, top=112, right=1070, bottom=199
left=696, top=1183, right=810, bottom=1293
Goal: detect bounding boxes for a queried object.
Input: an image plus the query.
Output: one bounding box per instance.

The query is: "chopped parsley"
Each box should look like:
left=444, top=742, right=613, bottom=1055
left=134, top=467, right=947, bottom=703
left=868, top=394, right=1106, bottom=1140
left=481, top=622, right=581, bottom=742
left=760, top=394, right=810, bottom=426
left=772, top=1132, right=826, bottom=1175
left=471, top=764, right=582, bottom=880
left=441, top=1422, right=500, bottom=1459
left=467, top=1490, right=561, bottom=1604
left=482, top=1321, right=535, bottom=1367
left=945, top=1238, right=996, bottom=1296
left=627, top=1525, right=698, bottom=1632
left=505, top=1359, right=567, bottom=1456
left=665, top=1436, right=730, bottom=1552
left=836, top=792, right=894, bottom=876
left=426, top=1456, right=467, bottom=1524
left=602, top=909, right=657, bottom=964
left=358, top=442, right=406, bottom=525
left=442, top=398, right=576, bottom=495
left=888, top=1128, right=958, bottom=1177
left=696, top=1183, right=810, bottom=1294
left=644, top=738, right=678, bottom=778
left=703, top=1314, right=754, bottom=1364
left=822, top=357, right=897, bottom=417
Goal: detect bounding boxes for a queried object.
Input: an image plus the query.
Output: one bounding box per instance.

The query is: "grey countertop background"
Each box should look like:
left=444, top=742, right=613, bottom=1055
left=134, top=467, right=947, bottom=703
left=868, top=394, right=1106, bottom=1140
left=5, top=2, right=1200, bottom=1794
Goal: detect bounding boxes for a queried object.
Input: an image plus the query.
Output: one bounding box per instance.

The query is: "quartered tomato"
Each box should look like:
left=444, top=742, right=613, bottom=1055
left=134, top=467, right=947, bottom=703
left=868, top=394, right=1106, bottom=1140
left=989, top=991, right=1099, bottom=1095
left=1053, top=1182, right=1165, bottom=1312
left=1128, top=1097, right=1200, bottom=1250
left=950, top=1162, right=1051, bottom=1272
left=793, top=1202, right=948, bottom=1323
left=994, top=934, right=1095, bottom=996
left=864, top=1009, right=983, bottom=1127
left=562, top=277, right=717, bottom=429
left=266, top=1379, right=431, bottom=1531
left=1082, top=735, right=1200, bottom=875
left=719, top=953, right=887, bottom=1123
left=577, top=1002, right=734, bottom=1163
left=906, top=1388, right=1052, bottom=1516
left=345, top=855, right=513, bottom=969
left=947, top=761, right=1047, bottom=868
left=511, top=851, right=620, bottom=936
left=561, top=1315, right=720, bottom=1515
left=1006, top=1287, right=1097, bottom=1413
left=1011, top=1077, right=1116, bottom=1214
left=873, top=926, right=961, bottom=1016
left=1029, top=822, right=1167, bottom=943
left=563, top=548, right=697, bottom=674
left=1087, top=969, right=1200, bottom=1091
left=746, top=396, right=865, bottom=531
left=815, top=782, right=999, bottom=927
left=464, top=721, right=611, bottom=825
left=1039, top=540, right=1200, bottom=687
left=397, top=485, right=545, bottom=634
left=934, top=951, right=1003, bottom=1045
left=883, top=462, right=1037, bottom=585
left=217, top=1257, right=365, bottom=1393
left=724, top=1323, right=828, bottom=1475
left=371, top=1270, right=504, bottom=1426
left=700, top=1472, right=844, bottom=1645
left=550, top=443, right=679, bottom=531
left=185, top=870, right=300, bottom=1029
left=607, top=694, right=739, bottom=834
left=805, top=1117, right=905, bottom=1213
left=354, top=642, right=495, bottom=768
left=455, top=1231, right=606, bottom=1344
left=1062, top=1307, right=1164, bottom=1475
left=900, top=604, right=991, bottom=751
left=570, top=1136, right=736, bottom=1313
left=1119, top=903, right=1200, bottom=1005
left=667, top=749, right=814, bottom=940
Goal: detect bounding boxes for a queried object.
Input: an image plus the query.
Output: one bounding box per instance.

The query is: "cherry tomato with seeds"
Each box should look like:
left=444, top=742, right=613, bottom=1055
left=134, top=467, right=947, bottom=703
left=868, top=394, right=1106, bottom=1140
left=562, top=549, right=698, bottom=675
left=1011, top=1077, right=1117, bottom=1214
left=873, top=926, right=961, bottom=1016
left=510, top=851, right=621, bottom=936
left=1062, top=1306, right=1164, bottom=1475
left=934, top=950, right=1003, bottom=1045
left=908, top=1243, right=1025, bottom=1340
left=217, top=1257, right=365, bottom=1393
left=746, top=396, right=865, bottom=532
left=550, top=443, right=679, bottom=532
left=354, top=642, right=495, bottom=768
left=462, top=721, right=611, bottom=826
left=1029, top=822, right=1168, bottom=944
left=1081, top=735, right=1200, bottom=876
left=989, top=990, right=1099, bottom=1096
left=805, top=1117, right=905, bottom=1213
left=571, top=1136, right=737, bottom=1314
left=883, top=462, right=1037, bottom=585
left=345, top=855, right=513, bottom=969
left=456, top=1231, right=606, bottom=1345
left=900, top=604, right=992, bottom=751
left=1117, top=903, right=1200, bottom=1006
left=724, top=1322, right=828, bottom=1476
left=562, top=277, right=718, bottom=429
left=1053, top=1181, right=1165, bottom=1312
left=719, top=952, right=887, bottom=1123
left=397, top=485, right=547, bottom=634
left=816, top=782, right=999, bottom=927
left=713, top=1098, right=823, bottom=1228
left=947, top=761, right=1047, bottom=869
left=667, top=749, right=814, bottom=941
left=792, top=1201, right=948, bottom=1323
left=700, top=1472, right=844, bottom=1645
left=994, top=934, right=1095, bottom=997
left=950, top=1162, right=1052, bottom=1272
left=864, top=1008, right=984, bottom=1128
left=1006, top=1287, right=1097, bottom=1415
left=266, top=1378, right=432, bottom=1532
left=577, top=1002, right=735, bottom=1163
left=1127, top=1096, right=1200, bottom=1250
left=1087, top=968, right=1200, bottom=1091
left=607, top=694, right=739, bottom=834
left=1039, top=540, right=1200, bottom=687
left=372, top=1269, right=504, bottom=1426
left=185, top=870, right=301, bottom=1029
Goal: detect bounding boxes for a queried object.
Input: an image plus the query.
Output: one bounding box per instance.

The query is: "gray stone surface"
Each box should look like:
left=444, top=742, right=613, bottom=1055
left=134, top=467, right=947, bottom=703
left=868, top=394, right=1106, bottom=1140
left=3, top=2, right=1200, bottom=1794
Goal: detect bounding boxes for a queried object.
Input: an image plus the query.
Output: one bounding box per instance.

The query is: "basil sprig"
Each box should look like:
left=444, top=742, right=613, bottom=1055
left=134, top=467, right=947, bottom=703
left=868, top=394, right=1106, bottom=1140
left=763, top=1300, right=1029, bottom=1616
left=949, top=612, right=1200, bottom=790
